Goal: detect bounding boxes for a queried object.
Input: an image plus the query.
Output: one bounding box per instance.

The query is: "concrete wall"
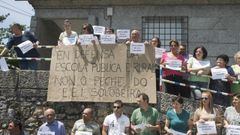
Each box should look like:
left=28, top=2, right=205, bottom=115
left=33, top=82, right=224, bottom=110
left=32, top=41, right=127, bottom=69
left=29, top=4, right=240, bottom=69
left=0, top=70, right=223, bottom=134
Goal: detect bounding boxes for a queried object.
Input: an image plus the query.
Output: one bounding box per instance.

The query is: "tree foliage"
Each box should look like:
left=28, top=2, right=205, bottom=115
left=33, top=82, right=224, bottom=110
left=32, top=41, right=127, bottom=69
left=0, top=14, right=10, bottom=45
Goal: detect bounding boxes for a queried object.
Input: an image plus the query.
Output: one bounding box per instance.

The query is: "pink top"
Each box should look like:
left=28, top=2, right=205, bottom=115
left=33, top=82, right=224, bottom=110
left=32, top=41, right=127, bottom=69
left=161, top=52, right=185, bottom=77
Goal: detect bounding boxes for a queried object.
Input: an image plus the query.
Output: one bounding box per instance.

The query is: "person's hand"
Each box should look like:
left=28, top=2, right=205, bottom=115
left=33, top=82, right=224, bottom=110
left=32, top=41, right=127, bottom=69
left=197, top=69, right=204, bottom=75
left=58, top=40, right=63, bottom=46
left=166, top=130, right=173, bottom=135
left=144, top=40, right=149, bottom=46
left=125, top=40, right=131, bottom=46
left=134, top=127, right=142, bottom=133
left=225, top=74, right=236, bottom=81
left=33, top=41, right=40, bottom=48
left=187, top=130, right=192, bottom=135
left=77, top=39, right=81, bottom=45
left=33, top=43, right=38, bottom=48
left=224, top=123, right=229, bottom=128
left=145, top=124, right=154, bottom=130
left=198, top=119, right=205, bottom=123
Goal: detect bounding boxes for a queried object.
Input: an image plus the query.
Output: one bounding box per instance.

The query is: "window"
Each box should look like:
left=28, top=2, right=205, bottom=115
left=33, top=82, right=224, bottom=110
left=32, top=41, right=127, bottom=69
left=142, top=16, right=188, bottom=50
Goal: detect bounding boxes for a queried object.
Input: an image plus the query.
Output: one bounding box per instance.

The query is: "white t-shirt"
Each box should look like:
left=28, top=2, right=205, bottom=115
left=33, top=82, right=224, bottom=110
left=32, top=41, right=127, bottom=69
left=103, top=113, right=130, bottom=135
left=59, top=31, right=78, bottom=45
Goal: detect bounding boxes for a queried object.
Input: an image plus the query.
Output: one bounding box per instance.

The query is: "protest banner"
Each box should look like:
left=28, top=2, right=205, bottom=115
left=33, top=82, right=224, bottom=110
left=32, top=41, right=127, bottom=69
left=48, top=44, right=156, bottom=103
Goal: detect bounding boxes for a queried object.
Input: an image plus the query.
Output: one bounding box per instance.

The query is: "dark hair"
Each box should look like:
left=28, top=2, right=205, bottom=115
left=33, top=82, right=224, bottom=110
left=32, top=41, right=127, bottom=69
left=82, top=23, right=94, bottom=34
left=114, top=100, right=123, bottom=107
left=106, top=27, right=114, bottom=33
left=193, top=46, right=208, bottom=59
left=137, top=93, right=149, bottom=103
left=152, top=37, right=161, bottom=48
left=64, top=19, right=70, bottom=23
left=180, top=44, right=186, bottom=48
left=9, top=119, right=22, bottom=130
left=169, top=39, right=179, bottom=47
left=12, top=23, right=23, bottom=31
left=172, top=96, right=184, bottom=104
left=216, top=54, right=229, bottom=64
left=233, top=93, right=240, bottom=99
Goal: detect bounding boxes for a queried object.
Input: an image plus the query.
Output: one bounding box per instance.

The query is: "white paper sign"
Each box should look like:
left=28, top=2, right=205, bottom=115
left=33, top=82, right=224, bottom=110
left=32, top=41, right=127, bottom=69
left=130, top=42, right=145, bottom=54
left=78, top=34, right=94, bottom=45
left=93, top=25, right=105, bottom=35
left=166, top=59, right=182, bottom=71
left=170, top=129, right=186, bottom=135
left=192, top=60, right=210, bottom=69
left=17, top=40, right=33, bottom=54
left=135, top=123, right=146, bottom=130
left=62, top=36, right=77, bottom=45
left=196, top=121, right=217, bottom=135
left=155, top=47, right=166, bottom=58
left=211, top=68, right=228, bottom=80
left=75, top=131, right=92, bottom=135
left=226, top=125, right=240, bottom=135
left=100, top=34, right=116, bottom=44
left=37, top=131, right=55, bottom=135
left=116, top=29, right=130, bottom=40
left=0, top=58, right=9, bottom=72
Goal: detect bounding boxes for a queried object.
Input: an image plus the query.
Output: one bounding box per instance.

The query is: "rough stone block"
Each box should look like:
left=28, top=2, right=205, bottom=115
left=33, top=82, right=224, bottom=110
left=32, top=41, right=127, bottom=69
left=0, top=70, right=18, bottom=89
left=18, top=71, right=49, bottom=89
left=0, top=89, right=17, bottom=97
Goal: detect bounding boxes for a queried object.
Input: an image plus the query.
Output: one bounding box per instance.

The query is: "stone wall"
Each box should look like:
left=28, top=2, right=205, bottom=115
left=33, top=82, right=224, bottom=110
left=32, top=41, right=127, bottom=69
left=0, top=70, right=224, bottom=134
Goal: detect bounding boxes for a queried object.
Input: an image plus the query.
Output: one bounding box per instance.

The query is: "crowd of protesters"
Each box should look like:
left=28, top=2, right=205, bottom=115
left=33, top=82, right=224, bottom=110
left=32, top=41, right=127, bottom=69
left=1, top=92, right=239, bottom=135
left=1, top=19, right=240, bottom=134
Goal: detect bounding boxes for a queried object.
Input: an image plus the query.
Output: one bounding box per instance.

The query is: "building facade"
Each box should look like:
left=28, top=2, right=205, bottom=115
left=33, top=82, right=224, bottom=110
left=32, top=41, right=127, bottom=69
left=27, top=0, right=240, bottom=69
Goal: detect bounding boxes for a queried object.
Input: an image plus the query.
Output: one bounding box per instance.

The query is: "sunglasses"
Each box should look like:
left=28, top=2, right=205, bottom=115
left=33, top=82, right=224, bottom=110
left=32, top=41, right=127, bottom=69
left=113, top=106, right=121, bottom=109
left=201, top=97, right=208, bottom=100
left=82, top=27, right=87, bottom=30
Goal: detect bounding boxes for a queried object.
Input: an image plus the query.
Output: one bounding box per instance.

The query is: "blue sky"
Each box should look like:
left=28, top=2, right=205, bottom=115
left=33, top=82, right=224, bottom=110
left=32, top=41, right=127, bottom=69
left=0, top=0, right=34, bottom=28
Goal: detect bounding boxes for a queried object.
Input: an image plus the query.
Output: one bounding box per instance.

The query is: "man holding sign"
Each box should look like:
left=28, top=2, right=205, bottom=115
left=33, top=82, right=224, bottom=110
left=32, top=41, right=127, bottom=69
left=38, top=108, right=66, bottom=135
left=58, top=19, right=78, bottom=46
left=131, top=93, right=160, bottom=135
left=125, top=30, right=140, bottom=45
left=102, top=100, right=130, bottom=135
left=71, top=108, right=100, bottom=135
left=0, top=23, right=40, bottom=70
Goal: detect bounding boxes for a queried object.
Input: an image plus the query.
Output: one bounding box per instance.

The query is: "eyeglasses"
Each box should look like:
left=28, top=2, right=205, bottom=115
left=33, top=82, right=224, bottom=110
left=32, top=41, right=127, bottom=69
left=113, top=106, right=121, bottom=109
left=201, top=97, right=208, bottom=100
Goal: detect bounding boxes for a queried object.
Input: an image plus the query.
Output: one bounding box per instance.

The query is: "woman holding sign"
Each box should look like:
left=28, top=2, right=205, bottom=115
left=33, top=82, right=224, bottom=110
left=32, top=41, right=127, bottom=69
left=231, top=51, right=240, bottom=93
left=224, top=93, right=240, bottom=126
left=209, top=54, right=236, bottom=107
left=78, top=23, right=99, bottom=45
left=187, top=46, right=210, bottom=100
left=160, top=39, right=190, bottom=98
left=164, top=96, right=193, bottom=135
left=193, top=91, right=222, bottom=135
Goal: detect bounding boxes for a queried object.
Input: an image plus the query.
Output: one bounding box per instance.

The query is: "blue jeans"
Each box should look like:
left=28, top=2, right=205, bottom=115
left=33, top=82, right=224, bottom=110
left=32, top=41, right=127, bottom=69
left=189, top=81, right=208, bottom=100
